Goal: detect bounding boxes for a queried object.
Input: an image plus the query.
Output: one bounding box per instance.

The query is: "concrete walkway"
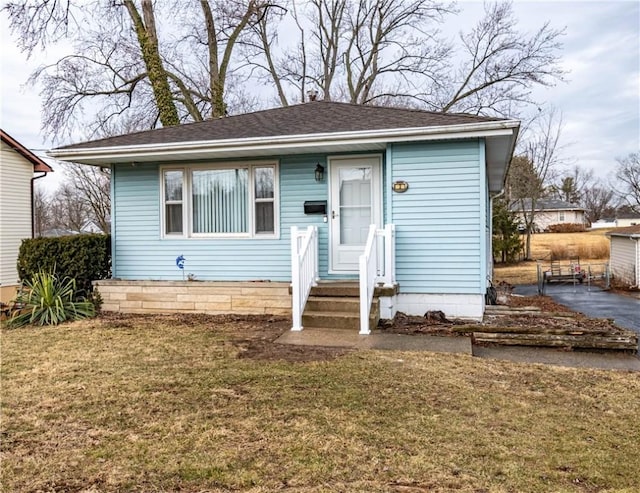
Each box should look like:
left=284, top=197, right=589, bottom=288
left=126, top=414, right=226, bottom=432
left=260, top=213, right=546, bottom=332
left=275, top=328, right=640, bottom=371
left=276, top=328, right=472, bottom=354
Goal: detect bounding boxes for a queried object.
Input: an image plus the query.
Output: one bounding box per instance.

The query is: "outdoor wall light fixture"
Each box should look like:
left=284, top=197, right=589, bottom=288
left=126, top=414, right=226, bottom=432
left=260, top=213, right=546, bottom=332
left=392, top=180, right=409, bottom=193
left=315, top=163, right=325, bottom=182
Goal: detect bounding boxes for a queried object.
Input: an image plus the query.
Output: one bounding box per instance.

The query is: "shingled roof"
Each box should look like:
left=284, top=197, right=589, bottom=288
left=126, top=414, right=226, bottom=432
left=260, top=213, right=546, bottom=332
left=510, top=198, right=584, bottom=212
left=608, top=225, right=640, bottom=237
left=57, top=100, right=506, bottom=151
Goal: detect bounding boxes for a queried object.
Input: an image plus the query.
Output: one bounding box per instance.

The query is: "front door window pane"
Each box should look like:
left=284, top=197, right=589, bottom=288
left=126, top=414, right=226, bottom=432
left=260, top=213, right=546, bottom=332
left=339, top=167, right=371, bottom=245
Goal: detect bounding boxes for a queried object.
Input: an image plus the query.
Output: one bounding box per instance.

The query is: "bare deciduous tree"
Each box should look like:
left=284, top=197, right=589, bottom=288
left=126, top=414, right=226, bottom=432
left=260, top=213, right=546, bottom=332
left=245, top=0, right=564, bottom=114
left=32, top=185, right=53, bottom=237
left=5, top=0, right=565, bottom=142
left=438, top=1, right=565, bottom=115
left=4, top=0, right=278, bottom=140
left=50, top=182, right=92, bottom=233
left=550, top=165, right=593, bottom=204
left=616, top=152, right=640, bottom=213
left=65, top=163, right=111, bottom=233
left=582, top=186, right=616, bottom=223
left=507, top=106, right=565, bottom=259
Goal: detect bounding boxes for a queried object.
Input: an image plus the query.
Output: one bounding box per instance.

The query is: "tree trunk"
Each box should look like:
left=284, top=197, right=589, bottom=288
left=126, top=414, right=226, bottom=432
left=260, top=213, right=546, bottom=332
left=124, top=0, right=179, bottom=127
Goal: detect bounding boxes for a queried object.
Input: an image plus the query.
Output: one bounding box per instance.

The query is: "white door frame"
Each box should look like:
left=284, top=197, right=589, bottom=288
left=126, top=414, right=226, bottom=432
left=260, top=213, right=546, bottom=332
left=328, top=154, right=383, bottom=274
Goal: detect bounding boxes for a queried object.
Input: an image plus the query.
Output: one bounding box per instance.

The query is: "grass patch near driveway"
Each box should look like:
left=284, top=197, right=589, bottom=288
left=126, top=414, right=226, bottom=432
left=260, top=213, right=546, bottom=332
left=2, top=313, right=640, bottom=492
left=494, top=230, right=611, bottom=284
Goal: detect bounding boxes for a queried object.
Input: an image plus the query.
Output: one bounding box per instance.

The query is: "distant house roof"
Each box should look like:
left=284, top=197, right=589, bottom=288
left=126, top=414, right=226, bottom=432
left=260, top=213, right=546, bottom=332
left=607, top=225, right=640, bottom=238
left=616, top=211, right=640, bottom=220
left=510, top=198, right=584, bottom=212
left=0, top=129, right=53, bottom=173
left=48, top=100, right=520, bottom=193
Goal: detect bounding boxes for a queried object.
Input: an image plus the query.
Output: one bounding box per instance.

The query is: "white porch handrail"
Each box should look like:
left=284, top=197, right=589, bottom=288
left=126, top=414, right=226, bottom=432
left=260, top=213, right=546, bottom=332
left=291, top=225, right=319, bottom=331
left=359, top=223, right=395, bottom=335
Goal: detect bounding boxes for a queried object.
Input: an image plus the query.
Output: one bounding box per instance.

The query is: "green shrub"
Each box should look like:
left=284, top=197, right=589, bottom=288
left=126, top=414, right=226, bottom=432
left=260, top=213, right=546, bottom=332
left=18, top=234, right=111, bottom=298
left=8, top=271, right=96, bottom=328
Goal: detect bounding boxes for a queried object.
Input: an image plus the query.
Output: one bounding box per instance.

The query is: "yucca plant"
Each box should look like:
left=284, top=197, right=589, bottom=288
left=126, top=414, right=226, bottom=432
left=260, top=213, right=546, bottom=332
left=9, top=271, right=96, bottom=328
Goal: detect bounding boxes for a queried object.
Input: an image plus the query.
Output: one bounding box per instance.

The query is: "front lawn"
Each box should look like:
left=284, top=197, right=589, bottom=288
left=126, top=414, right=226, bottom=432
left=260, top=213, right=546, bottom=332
left=2, top=314, right=639, bottom=492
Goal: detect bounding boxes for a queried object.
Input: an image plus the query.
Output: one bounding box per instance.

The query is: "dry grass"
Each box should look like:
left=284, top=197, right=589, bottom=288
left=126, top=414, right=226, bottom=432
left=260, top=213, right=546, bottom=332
left=528, top=230, right=611, bottom=261
left=2, top=314, right=640, bottom=492
left=495, top=230, right=611, bottom=285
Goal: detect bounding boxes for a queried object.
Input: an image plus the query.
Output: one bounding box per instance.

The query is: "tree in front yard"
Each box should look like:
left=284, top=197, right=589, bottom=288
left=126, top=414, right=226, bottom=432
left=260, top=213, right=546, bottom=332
left=492, top=197, right=522, bottom=263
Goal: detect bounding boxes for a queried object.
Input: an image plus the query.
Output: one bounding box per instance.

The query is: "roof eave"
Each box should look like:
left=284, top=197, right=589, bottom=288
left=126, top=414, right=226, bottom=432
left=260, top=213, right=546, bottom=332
left=1, top=129, right=54, bottom=172
left=48, top=120, right=520, bottom=165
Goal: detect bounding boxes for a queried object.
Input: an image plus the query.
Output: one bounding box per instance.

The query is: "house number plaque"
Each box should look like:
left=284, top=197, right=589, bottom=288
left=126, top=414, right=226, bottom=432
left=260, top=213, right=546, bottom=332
left=392, top=181, right=409, bottom=193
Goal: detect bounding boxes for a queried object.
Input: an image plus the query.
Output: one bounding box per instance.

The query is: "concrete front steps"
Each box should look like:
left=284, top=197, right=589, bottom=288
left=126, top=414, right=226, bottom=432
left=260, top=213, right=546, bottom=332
left=302, top=282, right=380, bottom=331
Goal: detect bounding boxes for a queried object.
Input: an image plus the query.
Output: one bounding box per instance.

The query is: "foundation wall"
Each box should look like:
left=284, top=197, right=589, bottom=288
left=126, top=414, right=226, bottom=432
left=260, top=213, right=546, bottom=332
left=0, top=284, right=20, bottom=305
left=94, top=280, right=292, bottom=315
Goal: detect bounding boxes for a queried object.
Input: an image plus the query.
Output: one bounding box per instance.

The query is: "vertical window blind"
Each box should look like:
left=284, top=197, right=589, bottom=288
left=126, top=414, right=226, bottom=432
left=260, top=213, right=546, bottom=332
left=192, top=169, right=249, bottom=234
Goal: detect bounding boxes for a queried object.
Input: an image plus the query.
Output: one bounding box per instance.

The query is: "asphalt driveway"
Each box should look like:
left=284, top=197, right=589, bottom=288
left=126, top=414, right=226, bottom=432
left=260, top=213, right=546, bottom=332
left=514, top=283, right=640, bottom=335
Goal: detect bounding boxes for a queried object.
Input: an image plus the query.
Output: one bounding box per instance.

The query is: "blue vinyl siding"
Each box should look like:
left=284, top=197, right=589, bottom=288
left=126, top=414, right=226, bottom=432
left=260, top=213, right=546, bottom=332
left=390, top=140, right=484, bottom=294
left=112, top=156, right=332, bottom=281
left=112, top=142, right=487, bottom=291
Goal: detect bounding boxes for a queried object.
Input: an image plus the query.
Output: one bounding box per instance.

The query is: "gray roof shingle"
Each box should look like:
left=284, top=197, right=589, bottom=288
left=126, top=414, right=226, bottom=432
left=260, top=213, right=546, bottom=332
left=510, top=198, right=584, bottom=212
left=56, top=100, right=506, bottom=151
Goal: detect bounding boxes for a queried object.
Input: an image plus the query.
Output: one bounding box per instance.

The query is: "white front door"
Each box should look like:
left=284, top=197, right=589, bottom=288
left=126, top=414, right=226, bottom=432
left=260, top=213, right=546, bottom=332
left=329, top=156, right=382, bottom=272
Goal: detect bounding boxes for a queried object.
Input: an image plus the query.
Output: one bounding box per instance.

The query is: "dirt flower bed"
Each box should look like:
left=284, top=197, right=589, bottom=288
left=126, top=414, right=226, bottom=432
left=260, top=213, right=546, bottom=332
left=97, top=312, right=351, bottom=362
left=378, top=295, right=621, bottom=336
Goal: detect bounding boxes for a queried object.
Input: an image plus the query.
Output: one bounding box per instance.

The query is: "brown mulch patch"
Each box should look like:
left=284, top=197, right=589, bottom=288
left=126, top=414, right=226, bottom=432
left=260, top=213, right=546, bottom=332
left=379, top=295, right=622, bottom=336
left=377, top=311, right=468, bottom=336
left=506, top=294, right=573, bottom=312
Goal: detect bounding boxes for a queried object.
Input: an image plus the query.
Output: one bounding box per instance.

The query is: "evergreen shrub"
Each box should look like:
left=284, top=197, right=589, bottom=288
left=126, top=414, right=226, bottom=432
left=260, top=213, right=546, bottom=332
left=17, top=234, right=111, bottom=298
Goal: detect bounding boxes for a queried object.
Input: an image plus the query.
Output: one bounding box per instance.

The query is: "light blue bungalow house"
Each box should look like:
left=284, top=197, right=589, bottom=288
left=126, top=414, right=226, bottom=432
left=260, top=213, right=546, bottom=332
left=50, top=101, right=519, bottom=333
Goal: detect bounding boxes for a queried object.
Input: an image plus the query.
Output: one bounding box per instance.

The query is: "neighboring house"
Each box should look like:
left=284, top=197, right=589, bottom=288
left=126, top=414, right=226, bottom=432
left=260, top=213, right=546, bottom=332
left=615, top=212, right=640, bottom=228
left=0, top=129, right=53, bottom=304
left=511, top=199, right=586, bottom=231
left=49, top=101, right=519, bottom=328
left=591, top=219, right=617, bottom=229
left=607, top=225, right=640, bottom=288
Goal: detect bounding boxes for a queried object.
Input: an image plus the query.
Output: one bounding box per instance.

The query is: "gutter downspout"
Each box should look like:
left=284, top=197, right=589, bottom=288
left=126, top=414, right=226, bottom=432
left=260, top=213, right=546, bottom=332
left=632, top=237, right=640, bottom=289
left=31, top=172, right=48, bottom=238
left=487, top=188, right=506, bottom=285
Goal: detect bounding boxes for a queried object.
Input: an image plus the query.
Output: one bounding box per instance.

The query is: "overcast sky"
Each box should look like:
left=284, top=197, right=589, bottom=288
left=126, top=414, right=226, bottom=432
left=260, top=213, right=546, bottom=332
left=1, top=0, right=638, bottom=190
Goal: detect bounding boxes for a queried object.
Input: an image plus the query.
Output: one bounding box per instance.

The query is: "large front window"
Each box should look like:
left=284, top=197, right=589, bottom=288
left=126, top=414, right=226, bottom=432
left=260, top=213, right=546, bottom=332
left=162, top=163, right=278, bottom=238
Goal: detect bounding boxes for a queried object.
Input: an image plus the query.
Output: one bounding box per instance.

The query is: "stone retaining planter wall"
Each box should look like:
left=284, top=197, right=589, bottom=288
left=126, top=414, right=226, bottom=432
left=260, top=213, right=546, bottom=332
left=94, top=280, right=291, bottom=315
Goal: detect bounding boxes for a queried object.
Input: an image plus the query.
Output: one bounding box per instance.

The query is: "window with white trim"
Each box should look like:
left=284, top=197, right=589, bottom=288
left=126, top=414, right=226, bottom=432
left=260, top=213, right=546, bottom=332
left=161, top=163, right=278, bottom=238
left=164, top=170, right=184, bottom=235
left=559, top=211, right=565, bottom=222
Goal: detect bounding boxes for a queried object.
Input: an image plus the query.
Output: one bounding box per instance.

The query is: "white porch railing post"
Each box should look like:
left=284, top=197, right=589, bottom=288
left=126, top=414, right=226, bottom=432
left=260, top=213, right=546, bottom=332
left=291, top=225, right=318, bottom=332
left=384, top=223, right=396, bottom=286
left=312, top=227, right=320, bottom=284
left=359, top=224, right=378, bottom=335
left=359, top=253, right=369, bottom=334
left=291, top=226, right=302, bottom=331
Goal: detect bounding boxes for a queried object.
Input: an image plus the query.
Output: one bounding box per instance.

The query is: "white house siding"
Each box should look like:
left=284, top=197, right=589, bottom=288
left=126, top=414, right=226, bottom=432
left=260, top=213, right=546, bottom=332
left=616, top=218, right=640, bottom=227
left=610, top=236, right=638, bottom=286
left=0, top=141, right=33, bottom=302
left=533, top=210, right=585, bottom=231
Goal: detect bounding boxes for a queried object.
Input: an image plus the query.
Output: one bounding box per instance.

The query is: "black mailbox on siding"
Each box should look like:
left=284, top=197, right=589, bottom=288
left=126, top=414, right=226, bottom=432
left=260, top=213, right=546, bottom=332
left=304, top=200, right=327, bottom=215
